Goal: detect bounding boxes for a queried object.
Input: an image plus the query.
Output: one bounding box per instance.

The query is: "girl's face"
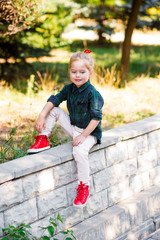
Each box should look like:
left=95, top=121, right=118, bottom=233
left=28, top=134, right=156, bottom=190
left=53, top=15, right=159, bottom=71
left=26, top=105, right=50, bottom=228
left=70, top=59, right=92, bottom=88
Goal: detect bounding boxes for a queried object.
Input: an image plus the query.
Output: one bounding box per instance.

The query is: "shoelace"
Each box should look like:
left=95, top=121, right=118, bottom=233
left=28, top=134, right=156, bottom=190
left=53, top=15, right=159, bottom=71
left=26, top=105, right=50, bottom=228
left=33, top=136, right=47, bottom=147
left=76, top=181, right=88, bottom=201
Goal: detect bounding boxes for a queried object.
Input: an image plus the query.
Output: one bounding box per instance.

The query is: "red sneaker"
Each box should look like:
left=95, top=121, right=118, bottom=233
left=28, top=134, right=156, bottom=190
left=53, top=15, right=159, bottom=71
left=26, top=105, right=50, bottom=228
left=27, top=135, right=50, bottom=153
left=73, top=181, right=89, bottom=207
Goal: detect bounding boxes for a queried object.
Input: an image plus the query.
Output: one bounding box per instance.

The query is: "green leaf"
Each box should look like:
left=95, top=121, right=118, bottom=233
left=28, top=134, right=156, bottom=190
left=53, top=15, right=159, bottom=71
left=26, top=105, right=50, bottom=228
left=47, top=226, right=54, bottom=237
left=39, top=227, right=48, bottom=230
left=25, top=224, right=31, bottom=229
left=65, top=238, right=73, bottom=240
left=8, top=229, right=15, bottom=236
left=18, top=229, right=25, bottom=237
left=19, top=224, right=26, bottom=227
left=42, top=236, right=50, bottom=240
left=60, top=230, right=68, bottom=235
left=8, top=225, right=16, bottom=229
left=57, top=213, right=63, bottom=223
left=50, top=222, right=57, bottom=227
left=2, top=228, right=10, bottom=232
left=49, top=217, right=56, bottom=222
left=1, top=237, right=9, bottom=240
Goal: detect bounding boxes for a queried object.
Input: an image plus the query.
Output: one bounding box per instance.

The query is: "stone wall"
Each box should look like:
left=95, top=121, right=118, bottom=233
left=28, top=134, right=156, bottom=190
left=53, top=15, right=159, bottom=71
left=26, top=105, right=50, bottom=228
left=1, top=114, right=160, bottom=239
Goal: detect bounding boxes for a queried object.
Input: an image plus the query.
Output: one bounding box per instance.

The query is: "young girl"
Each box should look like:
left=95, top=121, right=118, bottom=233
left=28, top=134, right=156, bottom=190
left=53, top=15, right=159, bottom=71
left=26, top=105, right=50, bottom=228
left=27, top=49, right=104, bottom=207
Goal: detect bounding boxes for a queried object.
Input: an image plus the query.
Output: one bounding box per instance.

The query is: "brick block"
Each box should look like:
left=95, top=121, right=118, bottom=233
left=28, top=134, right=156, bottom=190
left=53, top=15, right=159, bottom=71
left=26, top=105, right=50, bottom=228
left=84, top=189, right=108, bottom=218
left=120, top=196, right=151, bottom=228
left=0, top=167, right=14, bottom=184
left=0, top=152, right=60, bottom=179
left=137, top=149, right=158, bottom=172
left=150, top=166, right=160, bottom=185
left=148, top=130, right=160, bottom=150
left=4, top=198, right=38, bottom=227
left=127, top=135, right=148, bottom=159
left=153, top=216, right=160, bottom=230
left=108, top=180, right=133, bottom=206
left=105, top=141, right=128, bottom=166
left=72, top=205, right=130, bottom=240
left=22, top=168, right=56, bottom=200
left=93, top=159, right=137, bottom=194
left=116, top=219, right=154, bottom=240
left=130, top=172, right=150, bottom=193
left=126, top=219, right=154, bottom=240
left=0, top=179, right=23, bottom=211
left=121, top=158, right=138, bottom=178
left=53, top=161, right=77, bottom=187
left=57, top=206, right=84, bottom=231
left=156, top=146, right=160, bottom=165
left=89, top=149, right=106, bottom=174
left=37, top=186, right=68, bottom=218
left=149, top=229, right=160, bottom=240
left=145, top=185, right=160, bottom=217
left=0, top=213, right=4, bottom=236
left=93, top=167, right=114, bottom=193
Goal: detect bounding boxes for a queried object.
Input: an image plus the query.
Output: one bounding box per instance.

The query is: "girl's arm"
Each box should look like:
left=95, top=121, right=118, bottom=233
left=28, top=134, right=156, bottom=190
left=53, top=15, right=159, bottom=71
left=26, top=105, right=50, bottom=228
left=34, top=102, right=55, bottom=133
left=72, top=119, right=100, bottom=146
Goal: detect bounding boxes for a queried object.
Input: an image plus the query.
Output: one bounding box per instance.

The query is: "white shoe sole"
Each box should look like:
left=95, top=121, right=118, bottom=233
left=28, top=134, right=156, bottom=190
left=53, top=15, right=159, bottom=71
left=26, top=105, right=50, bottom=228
left=27, top=146, right=50, bottom=154
left=73, top=196, right=89, bottom=208
left=73, top=202, right=88, bottom=208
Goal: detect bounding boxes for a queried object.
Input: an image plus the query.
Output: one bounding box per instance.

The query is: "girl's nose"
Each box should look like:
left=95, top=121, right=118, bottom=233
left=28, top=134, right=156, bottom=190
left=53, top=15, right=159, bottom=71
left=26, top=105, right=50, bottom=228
left=76, top=72, right=80, bottom=77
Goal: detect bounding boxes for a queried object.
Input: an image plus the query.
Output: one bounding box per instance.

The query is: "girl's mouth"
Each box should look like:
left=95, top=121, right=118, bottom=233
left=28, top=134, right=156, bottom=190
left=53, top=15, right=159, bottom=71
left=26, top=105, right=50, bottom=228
left=75, top=79, right=81, bottom=82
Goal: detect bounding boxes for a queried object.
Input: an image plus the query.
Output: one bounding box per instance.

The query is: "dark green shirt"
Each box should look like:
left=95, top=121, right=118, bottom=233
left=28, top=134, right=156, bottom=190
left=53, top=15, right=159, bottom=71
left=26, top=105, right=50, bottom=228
left=47, top=80, right=104, bottom=144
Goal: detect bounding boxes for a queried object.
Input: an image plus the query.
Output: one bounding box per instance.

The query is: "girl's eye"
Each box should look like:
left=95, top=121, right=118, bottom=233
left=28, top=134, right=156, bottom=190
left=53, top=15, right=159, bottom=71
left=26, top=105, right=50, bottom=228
left=81, top=72, right=85, bottom=74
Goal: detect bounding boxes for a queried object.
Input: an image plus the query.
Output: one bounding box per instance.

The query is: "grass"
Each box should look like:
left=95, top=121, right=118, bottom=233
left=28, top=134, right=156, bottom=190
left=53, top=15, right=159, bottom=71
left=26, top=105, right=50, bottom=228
left=2, top=43, right=160, bottom=88
left=0, top=42, right=160, bottom=162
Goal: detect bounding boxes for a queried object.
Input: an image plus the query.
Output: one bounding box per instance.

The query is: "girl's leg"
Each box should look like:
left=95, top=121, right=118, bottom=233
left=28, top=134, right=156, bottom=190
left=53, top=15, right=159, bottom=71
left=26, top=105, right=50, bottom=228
left=72, top=126, right=97, bottom=185
left=27, top=107, right=73, bottom=153
left=41, top=107, right=73, bottom=138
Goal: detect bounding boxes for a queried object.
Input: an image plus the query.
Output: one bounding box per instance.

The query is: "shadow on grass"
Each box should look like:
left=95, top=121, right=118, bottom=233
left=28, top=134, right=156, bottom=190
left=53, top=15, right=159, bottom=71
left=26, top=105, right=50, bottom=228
left=1, top=40, right=160, bottom=93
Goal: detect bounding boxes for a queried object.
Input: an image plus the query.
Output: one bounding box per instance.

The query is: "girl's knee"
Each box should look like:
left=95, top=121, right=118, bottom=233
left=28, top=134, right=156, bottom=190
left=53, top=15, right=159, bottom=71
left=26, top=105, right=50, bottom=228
left=73, top=145, right=88, bottom=158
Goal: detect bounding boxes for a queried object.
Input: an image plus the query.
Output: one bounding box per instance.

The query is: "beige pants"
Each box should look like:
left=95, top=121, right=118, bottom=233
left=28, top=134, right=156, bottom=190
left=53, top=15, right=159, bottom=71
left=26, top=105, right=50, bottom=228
left=41, top=107, right=97, bottom=185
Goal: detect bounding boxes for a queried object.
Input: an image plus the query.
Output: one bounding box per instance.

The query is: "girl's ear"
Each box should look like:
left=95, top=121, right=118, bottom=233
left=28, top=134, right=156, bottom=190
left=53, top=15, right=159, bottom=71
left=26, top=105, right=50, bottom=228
left=89, top=70, right=93, bottom=77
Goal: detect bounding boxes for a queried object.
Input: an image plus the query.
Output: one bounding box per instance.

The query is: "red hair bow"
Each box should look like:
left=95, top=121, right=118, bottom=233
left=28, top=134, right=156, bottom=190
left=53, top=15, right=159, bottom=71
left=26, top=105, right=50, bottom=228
left=84, top=49, right=92, bottom=54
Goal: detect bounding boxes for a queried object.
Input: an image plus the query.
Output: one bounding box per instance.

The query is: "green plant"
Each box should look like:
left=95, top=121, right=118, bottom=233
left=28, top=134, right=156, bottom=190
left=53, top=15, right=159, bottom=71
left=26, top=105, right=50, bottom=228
left=93, top=64, right=121, bottom=87
left=0, top=127, right=37, bottom=163
left=27, top=75, right=35, bottom=97
left=2, top=213, right=77, bottom=240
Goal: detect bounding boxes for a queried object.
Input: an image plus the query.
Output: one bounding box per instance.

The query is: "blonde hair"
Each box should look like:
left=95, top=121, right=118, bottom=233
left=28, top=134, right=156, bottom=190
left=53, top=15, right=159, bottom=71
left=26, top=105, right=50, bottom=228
left=69, top=51, right=94, bottom=72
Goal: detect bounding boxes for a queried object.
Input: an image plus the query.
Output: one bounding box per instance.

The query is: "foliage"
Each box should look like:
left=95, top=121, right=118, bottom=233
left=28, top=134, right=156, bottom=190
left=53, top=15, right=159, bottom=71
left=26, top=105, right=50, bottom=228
left=21, top=0, right=81, bottom=49
left=0, top=0, right=44, bottom=36
left=1, top=213, right=77, bottom=240
left=120, top=0, right=160, bottom=30
left=71, top=0, right=159, bottom=45
left=0, top=126, right=37, bottom=163
left=0, top=123, right=69, bottom=163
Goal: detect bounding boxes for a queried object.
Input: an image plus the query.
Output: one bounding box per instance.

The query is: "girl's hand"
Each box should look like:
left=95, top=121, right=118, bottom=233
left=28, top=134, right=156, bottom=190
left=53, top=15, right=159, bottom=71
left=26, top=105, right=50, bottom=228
left=34, top=115, right=46, bottom=133
left=72, top=134, right=86, bottom=146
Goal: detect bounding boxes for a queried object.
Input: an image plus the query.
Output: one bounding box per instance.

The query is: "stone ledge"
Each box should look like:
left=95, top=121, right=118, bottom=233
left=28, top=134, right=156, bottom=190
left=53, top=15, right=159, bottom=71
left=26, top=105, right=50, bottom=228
left=1, top=114, right=160, bottom=184
left=53, top=184, right=160, bottom=240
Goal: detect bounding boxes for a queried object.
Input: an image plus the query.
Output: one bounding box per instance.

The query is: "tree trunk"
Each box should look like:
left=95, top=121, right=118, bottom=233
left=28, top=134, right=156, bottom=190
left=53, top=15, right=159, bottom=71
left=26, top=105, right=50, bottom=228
left=120, top=0, right=143, bottom=83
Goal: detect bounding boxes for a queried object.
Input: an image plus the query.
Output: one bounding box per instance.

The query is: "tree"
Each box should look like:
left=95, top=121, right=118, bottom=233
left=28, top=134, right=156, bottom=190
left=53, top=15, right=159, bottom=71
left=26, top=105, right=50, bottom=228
left=0, top=0, right=43, bottom=36
left=119, top=0, right=160, bottom=83
left=119, top=0, right=143, bottom=83
left=72, top=0, right=124, bottom=45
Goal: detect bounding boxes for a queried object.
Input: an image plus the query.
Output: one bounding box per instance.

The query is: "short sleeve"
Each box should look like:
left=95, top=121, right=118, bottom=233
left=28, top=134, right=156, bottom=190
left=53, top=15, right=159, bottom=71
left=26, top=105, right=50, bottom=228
left=47, top=85, right=68, bottom=106
left=89, top=90, right=104, bottom=120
